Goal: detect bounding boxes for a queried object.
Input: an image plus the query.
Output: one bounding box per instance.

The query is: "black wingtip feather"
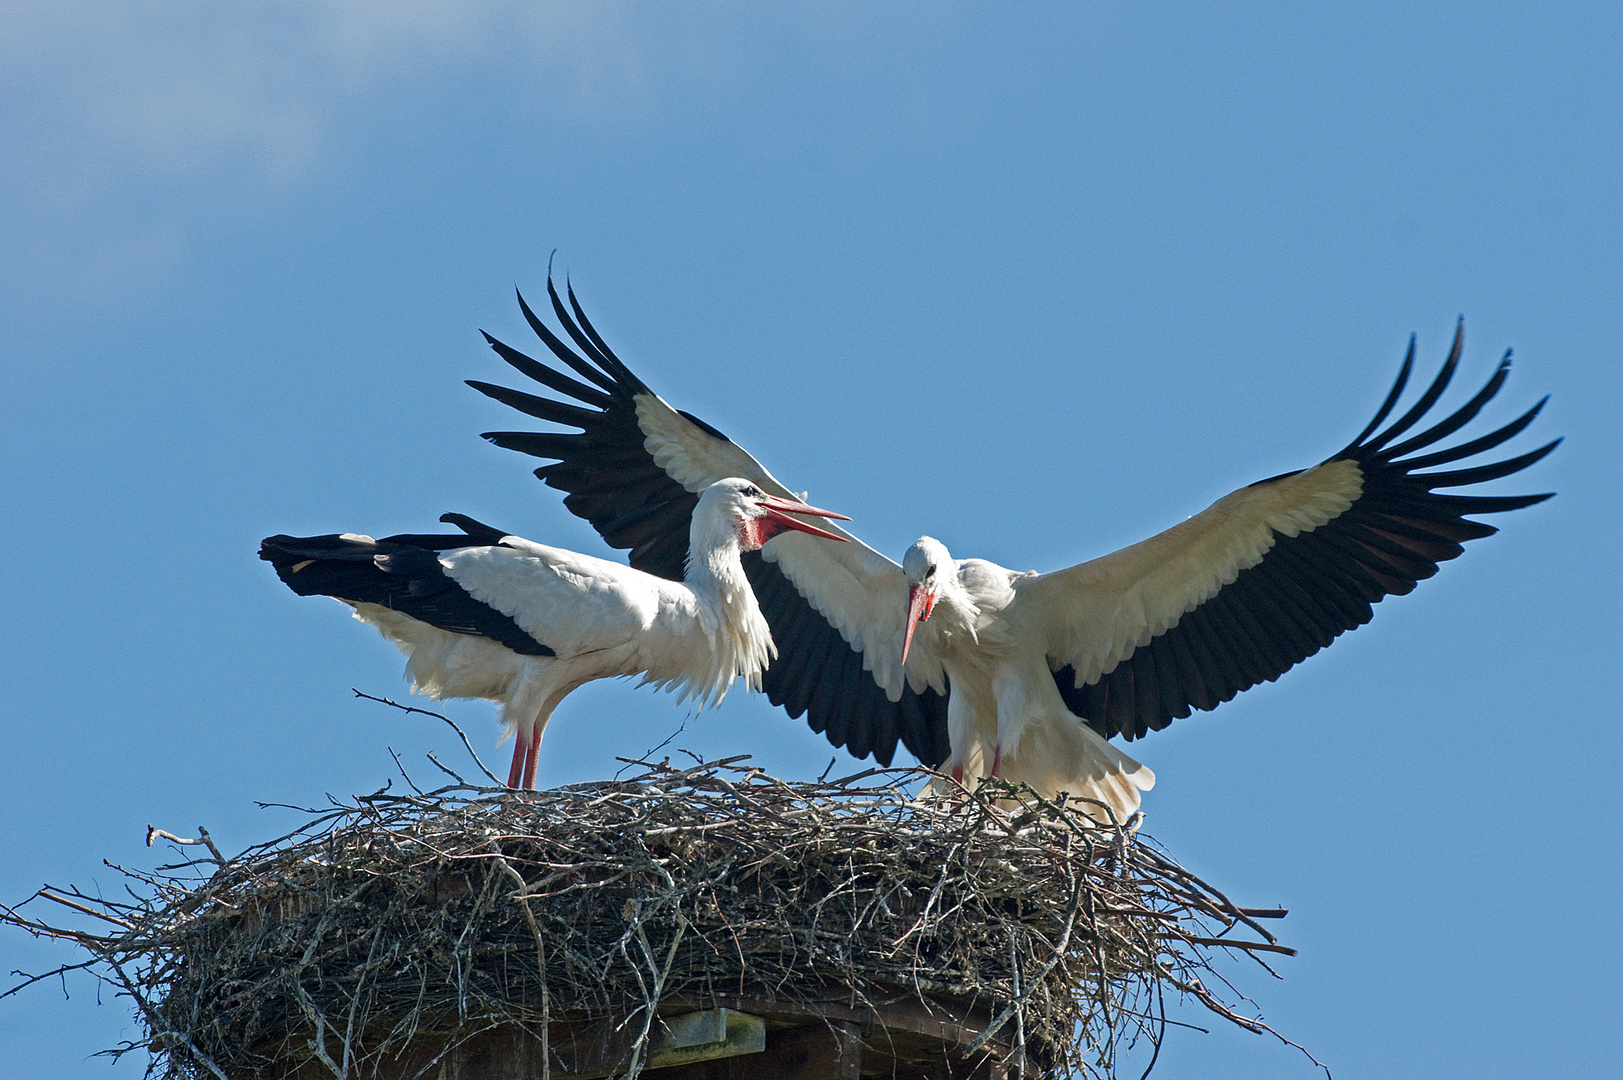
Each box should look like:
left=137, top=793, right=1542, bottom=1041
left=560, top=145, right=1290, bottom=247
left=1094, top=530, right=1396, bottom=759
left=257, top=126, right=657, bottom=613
left=1364, top=322, right=1464, bottom=453
left=1378, top=355, right=1511, bottom=461
left=1398, top=396, right=1550, bottom=471
left=546, top=274, right=622, bottom=378
left=565, top=279, right=625, bottom=369
left=478, top=335, right=615, bottom=409
left=438, top=513, right=510, bottom=545
left=514, top=288, right=620, bottom=394
left=466, top=380, right=600, bottom=429
left=1344, top=333, right=1416, bottom=451
left=1411, top=438, right=1563, bottom=488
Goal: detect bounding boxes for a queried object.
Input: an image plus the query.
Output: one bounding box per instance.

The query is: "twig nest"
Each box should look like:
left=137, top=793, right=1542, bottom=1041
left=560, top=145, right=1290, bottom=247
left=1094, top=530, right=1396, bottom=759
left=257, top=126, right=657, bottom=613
left=4, top=760, right=1292, bottom=1079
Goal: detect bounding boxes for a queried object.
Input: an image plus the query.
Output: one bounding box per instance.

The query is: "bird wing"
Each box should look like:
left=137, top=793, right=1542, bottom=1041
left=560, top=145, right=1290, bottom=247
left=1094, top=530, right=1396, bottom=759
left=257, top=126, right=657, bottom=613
left=467, top=275, right=951, bottom=766
left=260, top=518, right=557, bottom=657
left=1018, top=323, right=1559, bottom=741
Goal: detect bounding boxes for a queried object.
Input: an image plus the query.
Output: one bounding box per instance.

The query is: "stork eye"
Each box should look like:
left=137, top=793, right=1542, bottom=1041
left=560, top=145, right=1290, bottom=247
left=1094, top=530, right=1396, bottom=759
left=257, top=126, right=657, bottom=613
left=744, top=484, right=762, bottom=498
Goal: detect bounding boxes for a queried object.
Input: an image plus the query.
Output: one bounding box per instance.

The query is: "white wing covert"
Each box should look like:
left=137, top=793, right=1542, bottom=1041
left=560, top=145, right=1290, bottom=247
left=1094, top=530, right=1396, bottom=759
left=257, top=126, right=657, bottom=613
left=440, top=541, right=658, bottom=660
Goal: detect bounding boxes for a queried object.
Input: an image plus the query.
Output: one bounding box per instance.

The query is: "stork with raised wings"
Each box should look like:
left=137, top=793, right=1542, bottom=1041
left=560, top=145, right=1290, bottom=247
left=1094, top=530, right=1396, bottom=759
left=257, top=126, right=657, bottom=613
left=261, top=478, right=850, bottom=789
left=470, top=277, right=1558, bottom=822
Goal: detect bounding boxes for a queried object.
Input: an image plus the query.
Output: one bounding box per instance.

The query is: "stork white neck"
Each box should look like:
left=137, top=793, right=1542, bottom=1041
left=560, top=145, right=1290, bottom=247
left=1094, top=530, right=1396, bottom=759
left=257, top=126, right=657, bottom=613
left=678, top=478, right=852, bottom=701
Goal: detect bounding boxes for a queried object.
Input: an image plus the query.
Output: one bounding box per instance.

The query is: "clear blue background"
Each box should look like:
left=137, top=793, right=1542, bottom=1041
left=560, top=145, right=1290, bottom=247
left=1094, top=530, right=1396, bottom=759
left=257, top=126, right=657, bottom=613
left=3, top=4, right=1617, bottom=1077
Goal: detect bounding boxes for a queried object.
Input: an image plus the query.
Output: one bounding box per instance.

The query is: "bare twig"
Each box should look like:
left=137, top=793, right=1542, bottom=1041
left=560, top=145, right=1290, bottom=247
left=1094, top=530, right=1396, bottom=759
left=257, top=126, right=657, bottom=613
left=353, top=688, right=504, bottom=787
left=145, top=826, right=224, bottom=867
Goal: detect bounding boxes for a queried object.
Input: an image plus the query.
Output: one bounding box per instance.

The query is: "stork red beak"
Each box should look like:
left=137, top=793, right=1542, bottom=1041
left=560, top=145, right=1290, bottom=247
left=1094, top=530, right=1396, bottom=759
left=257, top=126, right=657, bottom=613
left=755, top=493, right=852, bottom=544
left=901, top=583, right=936, bottom=665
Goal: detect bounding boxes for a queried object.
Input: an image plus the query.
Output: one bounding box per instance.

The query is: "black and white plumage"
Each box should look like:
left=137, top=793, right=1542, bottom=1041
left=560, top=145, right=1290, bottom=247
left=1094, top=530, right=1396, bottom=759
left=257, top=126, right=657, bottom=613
left=470, top=276, right=1558, bottom=821
left=261, top=478, right=850, bottom=789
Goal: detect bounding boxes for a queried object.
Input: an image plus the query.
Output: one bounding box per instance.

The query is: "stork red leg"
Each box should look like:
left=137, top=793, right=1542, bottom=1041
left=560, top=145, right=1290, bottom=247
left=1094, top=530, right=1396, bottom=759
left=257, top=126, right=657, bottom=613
left=991, top=745, right=1002, bottom=778
left=507, top=728, right=530, bottom=789
left=520, top=720, right=541, bottom=790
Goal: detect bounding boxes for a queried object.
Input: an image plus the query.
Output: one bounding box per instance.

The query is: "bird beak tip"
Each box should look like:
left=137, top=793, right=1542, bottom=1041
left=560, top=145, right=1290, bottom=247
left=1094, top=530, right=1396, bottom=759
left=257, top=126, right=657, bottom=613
left=758, top=493, right=852, bottom=521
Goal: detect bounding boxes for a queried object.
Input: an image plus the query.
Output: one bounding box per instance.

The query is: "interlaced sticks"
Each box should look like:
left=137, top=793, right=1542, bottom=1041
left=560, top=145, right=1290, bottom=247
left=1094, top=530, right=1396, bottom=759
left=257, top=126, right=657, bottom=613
left=4, top=760, right=1299, bottom=1080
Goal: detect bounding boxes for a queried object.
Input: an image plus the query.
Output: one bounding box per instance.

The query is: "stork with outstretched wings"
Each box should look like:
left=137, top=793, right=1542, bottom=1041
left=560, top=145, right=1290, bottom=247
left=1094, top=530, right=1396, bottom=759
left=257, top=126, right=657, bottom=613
left=469, top=277, right=1557, bottom=822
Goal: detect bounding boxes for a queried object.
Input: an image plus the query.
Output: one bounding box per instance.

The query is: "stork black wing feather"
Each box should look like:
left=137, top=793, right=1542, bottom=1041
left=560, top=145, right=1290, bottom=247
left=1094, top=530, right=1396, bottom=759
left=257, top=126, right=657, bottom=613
left=1399, top=397, right=1548, bottom=470
left=481, top=332, right=615, bottom=408
left=1378, top=354, right=1509, bottom=460
left=467, top=380, right=602, bottom=429
left=1344, top=334, right=1415, bottom=448
left=516, top=288, right=620, bottom=394
left=1360, top=320, right=1464, bottom=454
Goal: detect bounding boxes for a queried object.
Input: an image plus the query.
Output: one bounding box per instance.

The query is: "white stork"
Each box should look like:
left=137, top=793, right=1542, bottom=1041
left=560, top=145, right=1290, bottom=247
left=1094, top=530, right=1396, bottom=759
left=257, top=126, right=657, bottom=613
left=261, top=477, right=850, bottom=789
left=468, top=277, right=1558, bottom=822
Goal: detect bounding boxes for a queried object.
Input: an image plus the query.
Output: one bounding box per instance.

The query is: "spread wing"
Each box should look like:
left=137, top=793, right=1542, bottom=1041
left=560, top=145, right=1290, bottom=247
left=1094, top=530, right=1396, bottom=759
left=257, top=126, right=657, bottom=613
left=1020, top=323, right=1559, bottom=741
left=467, top=275, right=950, bottom=766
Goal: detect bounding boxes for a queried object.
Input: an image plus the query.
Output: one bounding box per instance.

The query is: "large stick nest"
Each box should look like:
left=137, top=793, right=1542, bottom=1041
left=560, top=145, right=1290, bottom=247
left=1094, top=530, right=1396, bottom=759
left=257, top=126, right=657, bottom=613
left=4, top=758, right=1294, bottom=1079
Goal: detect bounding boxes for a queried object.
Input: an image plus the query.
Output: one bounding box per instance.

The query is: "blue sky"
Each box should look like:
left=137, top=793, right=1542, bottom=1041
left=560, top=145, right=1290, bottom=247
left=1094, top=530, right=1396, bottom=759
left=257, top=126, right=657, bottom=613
left=3, top=4, right=1618, bottom=1077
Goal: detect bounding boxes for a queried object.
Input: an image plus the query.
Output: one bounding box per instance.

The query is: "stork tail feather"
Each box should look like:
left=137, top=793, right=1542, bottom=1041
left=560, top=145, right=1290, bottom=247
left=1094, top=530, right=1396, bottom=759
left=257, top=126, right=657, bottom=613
left=1006, top=722, right=1157, bottom=827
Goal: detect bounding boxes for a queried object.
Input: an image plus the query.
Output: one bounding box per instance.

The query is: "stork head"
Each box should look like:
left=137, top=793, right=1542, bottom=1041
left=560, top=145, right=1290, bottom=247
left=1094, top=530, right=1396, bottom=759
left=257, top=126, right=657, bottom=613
left=698, top=477, right=851, bottom=553
left=901, top=536, right=953, bottom=664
